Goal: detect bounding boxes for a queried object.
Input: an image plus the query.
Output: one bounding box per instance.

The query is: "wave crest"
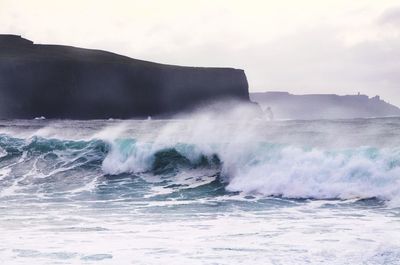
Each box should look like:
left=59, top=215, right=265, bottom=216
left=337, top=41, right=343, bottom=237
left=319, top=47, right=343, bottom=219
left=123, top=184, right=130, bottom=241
left=102, top=138, right=400, bottom=202
left=102, top=139, right=221, bottom=175
left=2, top=131, right=400, bottom=203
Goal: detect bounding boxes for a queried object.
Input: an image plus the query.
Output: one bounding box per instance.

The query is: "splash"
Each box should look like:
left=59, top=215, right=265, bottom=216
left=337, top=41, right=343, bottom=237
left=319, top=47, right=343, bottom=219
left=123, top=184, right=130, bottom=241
left=1, top=105, right=400, bottom=204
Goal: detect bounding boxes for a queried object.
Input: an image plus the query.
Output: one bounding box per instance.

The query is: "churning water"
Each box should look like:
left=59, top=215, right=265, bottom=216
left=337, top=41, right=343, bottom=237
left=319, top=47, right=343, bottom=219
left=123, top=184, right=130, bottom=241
left=1, top=116, right=400, bottom=264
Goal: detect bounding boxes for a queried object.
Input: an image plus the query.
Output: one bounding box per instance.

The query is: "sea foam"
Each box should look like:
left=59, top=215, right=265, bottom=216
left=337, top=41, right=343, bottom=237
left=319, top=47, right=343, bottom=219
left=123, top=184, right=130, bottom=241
left=98, top=108, right=400, bottom=203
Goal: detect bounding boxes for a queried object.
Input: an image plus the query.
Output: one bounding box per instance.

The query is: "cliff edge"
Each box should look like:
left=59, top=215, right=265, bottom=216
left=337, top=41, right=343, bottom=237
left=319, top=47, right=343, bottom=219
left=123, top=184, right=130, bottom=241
left=0, top=35, right=250, bottom=119
left=251, top=92, right=400, bottom=120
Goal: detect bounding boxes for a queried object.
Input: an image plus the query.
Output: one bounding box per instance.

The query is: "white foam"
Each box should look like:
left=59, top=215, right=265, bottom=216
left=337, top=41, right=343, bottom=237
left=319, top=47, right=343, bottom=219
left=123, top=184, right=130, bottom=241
left=0, top=146, right=7, bottom=159
left=224, top=146, right=400, bottom=201
left=99, top=104, right=400, bottom=204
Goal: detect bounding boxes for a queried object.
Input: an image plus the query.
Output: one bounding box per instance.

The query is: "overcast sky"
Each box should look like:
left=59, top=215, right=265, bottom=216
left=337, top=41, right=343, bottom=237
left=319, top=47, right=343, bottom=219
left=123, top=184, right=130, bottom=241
left=1, top=0, right=399, bottom=105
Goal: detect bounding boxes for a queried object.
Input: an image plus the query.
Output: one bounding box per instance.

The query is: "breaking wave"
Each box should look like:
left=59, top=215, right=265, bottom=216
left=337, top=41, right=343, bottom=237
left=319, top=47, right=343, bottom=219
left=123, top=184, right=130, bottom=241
left=1, top=132, right=399, bottom=203
left=103, top=138, right=400, bottom=201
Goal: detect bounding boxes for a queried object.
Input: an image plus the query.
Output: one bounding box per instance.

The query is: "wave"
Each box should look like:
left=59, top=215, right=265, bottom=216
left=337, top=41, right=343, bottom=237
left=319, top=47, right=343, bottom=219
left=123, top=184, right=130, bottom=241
left=1, top=130, right=400, bottom=203
left=102, top=138, right=400, bottom=201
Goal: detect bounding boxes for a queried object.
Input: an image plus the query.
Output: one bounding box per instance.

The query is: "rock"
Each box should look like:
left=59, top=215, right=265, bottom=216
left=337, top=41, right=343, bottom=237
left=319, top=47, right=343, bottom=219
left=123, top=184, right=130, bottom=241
left=251, top=92, right=400, bottom=120
left=0, top=35, right=250, bottom=119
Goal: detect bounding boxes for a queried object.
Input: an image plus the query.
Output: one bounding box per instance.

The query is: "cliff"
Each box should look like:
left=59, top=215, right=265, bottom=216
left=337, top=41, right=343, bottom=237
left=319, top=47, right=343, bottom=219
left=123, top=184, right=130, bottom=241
left=0, top=35, right=250, bottom=119
left=251, top=92, right=400, bottom=120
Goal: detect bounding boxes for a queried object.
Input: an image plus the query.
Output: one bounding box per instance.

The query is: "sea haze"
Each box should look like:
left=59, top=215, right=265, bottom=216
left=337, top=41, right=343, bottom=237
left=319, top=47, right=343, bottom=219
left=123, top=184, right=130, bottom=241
left=0, top=113, right=400, bottom=264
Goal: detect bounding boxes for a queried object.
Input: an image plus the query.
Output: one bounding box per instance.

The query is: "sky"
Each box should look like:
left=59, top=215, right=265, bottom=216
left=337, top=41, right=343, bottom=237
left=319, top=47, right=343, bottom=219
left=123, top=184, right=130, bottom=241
left=1, top=0, right=400, bottom=105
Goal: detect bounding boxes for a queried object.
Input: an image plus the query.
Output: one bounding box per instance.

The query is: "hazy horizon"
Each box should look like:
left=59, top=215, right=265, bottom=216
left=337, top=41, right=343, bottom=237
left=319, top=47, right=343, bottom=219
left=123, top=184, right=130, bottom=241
left=1, top=3, right=400, bottom=263
left=1, top=0, right=399, bottom=105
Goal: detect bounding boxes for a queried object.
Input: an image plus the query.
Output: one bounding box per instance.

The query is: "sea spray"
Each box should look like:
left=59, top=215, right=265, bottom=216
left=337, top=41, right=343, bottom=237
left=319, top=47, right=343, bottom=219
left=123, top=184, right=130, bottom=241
left=1, top=107, right=400, bottom=204
left=1, top=108, right=400, bottom=264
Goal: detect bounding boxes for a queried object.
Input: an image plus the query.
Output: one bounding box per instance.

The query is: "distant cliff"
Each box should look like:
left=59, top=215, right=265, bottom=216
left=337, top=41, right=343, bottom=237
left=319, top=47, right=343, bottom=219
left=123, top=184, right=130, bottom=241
left=251, top=92, right=400, bottom=120
left=0, top=35, right=250, bottom=119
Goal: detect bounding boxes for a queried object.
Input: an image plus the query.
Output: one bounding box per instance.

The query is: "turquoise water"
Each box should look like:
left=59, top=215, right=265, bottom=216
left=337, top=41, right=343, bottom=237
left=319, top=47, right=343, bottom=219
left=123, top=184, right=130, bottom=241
left=0, top=117, right=400, bottom=264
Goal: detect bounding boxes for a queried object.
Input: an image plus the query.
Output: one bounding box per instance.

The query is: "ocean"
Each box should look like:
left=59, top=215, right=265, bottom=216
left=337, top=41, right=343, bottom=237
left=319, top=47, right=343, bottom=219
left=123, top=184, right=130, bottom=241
left=0, top=116, right=400, bottom=264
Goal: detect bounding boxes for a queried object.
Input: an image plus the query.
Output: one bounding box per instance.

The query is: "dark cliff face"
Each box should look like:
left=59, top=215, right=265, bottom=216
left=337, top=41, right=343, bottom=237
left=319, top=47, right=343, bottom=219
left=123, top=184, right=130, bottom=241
left=0, top=35, right=250, bottom=119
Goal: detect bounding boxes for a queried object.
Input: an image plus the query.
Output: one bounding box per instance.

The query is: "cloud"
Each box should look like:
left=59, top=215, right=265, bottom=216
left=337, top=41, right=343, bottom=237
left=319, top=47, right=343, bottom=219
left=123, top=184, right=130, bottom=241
left=379, top=6, right=400, bottom=26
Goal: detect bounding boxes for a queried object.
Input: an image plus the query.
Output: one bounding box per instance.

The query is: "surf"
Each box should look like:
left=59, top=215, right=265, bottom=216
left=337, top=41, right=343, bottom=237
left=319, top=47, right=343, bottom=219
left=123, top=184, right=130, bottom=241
left=1, top=122, right=400, bottom=204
